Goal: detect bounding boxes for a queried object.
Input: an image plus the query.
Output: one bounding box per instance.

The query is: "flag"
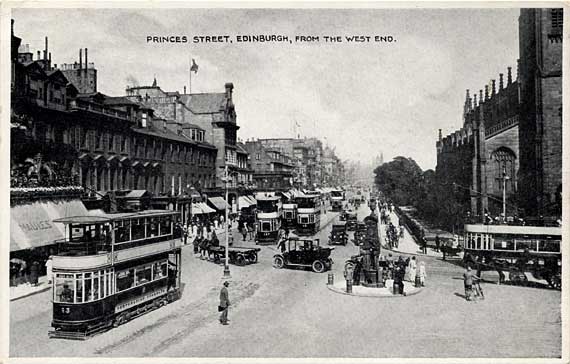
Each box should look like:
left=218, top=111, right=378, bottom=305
left=190, top=58, right=199, bottom=74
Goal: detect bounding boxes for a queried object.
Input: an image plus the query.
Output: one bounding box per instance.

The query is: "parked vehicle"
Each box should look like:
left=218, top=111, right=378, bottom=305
left=272, top=238, right=334, bottom=273
left=328, top=223, right=348, bottom=246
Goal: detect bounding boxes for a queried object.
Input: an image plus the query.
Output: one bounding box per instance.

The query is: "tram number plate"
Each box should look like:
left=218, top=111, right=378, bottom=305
left=61, top=307, right=70, bottom=314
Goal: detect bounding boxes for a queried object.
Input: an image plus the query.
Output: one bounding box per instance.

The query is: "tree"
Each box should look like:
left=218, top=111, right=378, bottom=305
left=373, top=156, right=423, bottom=206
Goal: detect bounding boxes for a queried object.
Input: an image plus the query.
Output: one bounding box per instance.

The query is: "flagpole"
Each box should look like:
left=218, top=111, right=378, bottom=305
left=188, top=56, right=192, bottom=94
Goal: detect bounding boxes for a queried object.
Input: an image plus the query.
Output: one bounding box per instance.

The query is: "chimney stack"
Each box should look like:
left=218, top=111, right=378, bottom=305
left=499, top=73, right=504, bottom=90
left=507, top=67, right=513, bottom=84
left=79, top=49, right=82, bottom=70
left=44, top=36, right=48, bottom=60
left=85, top=48, right=88, bottom=69
left=225, top=82, right=234, bottom=99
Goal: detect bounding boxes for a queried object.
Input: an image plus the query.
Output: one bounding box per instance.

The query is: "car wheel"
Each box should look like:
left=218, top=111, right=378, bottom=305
left=236, top=254, right=246, bottom=266
left=273, top=255, right=285, bottom=269
left=312, top=260, right=326, bottom=273
left=248, top=252, right=258, bottom=263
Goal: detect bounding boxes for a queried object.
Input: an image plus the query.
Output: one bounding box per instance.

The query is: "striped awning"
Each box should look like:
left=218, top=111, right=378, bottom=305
left=199, top=202, right=216, bottom=214
left=238, top=196, right=252, bottom=208
left=208, top=197, right=229, bottom=211
left=10, top=199, right=88, bottom=252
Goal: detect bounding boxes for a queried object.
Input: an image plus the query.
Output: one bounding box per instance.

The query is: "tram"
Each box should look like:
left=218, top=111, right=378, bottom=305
left=463, top=223, right=561, bottom=289
left=330, top=189, right=344, bottom=212
left=49, top=210, right=183, bottom=339
left=282, top=201, right=297, bottom=230
left=255, top=195, right=282, bottom=244
left=295, top=195, right=321, bottom=235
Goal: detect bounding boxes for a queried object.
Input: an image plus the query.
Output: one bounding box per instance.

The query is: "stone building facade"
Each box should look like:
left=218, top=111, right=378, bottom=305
left=436, top=8, right=563, bottom=219
left=243, top=140, right=295, bottom=191
left=518, top=8, right=563, bottom=216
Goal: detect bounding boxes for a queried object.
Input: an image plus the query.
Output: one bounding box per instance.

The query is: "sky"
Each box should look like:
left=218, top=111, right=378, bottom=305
left=12, top=7, right=520, bottom=170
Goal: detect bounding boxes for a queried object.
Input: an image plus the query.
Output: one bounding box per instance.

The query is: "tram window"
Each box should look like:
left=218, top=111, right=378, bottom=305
left=300, top=217, right=309, bottom=224
left=93, top=272, right=100, bottom=300
left=153, top=261, right=167, bottom=280
left=116, top=269, right=135, bottom=292
left=149, top=218, right=159, bottom=237
left=539, top=239, right=560, bottom=252
left=116, top=220, right=130, bottom=243
left=261, top=222, right=271, bottom=231
left=132, top=219, right=145, bottom=240
left=55, top=274, right=75, bottom=303
left=285, top=212, right=292, bottom=219
left=76, top=276, right=84, bottom=303
left=84, top=273, right=91, bottom=302
left=161, top=216, right=172, bottom=235
left=136, top=265, right=152, bottom=285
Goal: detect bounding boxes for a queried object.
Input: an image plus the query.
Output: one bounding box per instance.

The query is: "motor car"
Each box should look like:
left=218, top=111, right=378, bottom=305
left=328, top=223, right=348, bottom=246
left=346, top=212, right=358, bottom=231
left=273, top=238, right=334, bottom=273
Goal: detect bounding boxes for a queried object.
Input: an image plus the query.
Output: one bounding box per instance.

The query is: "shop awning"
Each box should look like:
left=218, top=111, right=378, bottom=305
left=10, top=199, right=88, bottom=252
left=191, top=203, right=205, bottom=214
left=246, top=195, right=257, bottom=205
left=199, top=202, right=216, bottom=214
left=208, top=197, right=229, bottom=211
left=238, top=196, right=252, bottom=208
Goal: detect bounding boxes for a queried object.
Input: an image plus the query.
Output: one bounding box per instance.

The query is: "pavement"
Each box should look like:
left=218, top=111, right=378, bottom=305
left=379, top=210, right=446, bottom=259
left=327, top=278, right=423, bottom=297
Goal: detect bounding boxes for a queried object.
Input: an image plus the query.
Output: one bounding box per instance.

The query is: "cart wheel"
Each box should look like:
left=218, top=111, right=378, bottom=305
left=312, top=260, right=326, bottom=273
left=273, top=255, right=284, bottom=269
left=236, top=254, right=246, bottom=266
left=248, top=252, right=258, bottom=263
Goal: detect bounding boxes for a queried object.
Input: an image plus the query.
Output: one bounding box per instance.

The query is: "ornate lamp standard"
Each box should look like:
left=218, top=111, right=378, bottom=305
left=220, top=166, right=239, bottom=279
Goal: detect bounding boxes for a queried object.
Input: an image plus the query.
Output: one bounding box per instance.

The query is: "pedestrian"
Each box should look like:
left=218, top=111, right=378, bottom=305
left=418, top=261, right=427, bottom=286
left=219, top=281, right=231, bottom=325
left=422, top=237, right=428, bottom=254
left=29, top=260, right=40, bottom=286
left=435, top=234, right=440, bottom=252
left=463, top=265, right=476, bottom=301
left=45, top=256, right=53, bottom=284
left=407, top=256, right=417, bottom=283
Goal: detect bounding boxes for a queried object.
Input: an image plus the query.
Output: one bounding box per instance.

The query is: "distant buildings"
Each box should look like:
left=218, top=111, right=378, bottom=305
left=436, top=8, right=563, bottom=219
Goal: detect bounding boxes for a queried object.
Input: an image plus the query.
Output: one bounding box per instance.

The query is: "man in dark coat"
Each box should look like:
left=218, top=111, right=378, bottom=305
left=219, top=281, right=231, bottom=325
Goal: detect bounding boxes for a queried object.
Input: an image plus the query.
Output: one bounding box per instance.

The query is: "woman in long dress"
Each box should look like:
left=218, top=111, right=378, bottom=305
left=407, top=256, right=417, bottom=282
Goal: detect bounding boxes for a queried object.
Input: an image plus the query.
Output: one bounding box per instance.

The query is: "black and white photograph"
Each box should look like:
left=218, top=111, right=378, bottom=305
left=2, top=3, right=567, bottom=362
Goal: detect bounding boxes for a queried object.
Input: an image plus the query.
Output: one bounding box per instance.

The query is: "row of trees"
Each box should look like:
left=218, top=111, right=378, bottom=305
left=373, top=156, right=467, bottom=232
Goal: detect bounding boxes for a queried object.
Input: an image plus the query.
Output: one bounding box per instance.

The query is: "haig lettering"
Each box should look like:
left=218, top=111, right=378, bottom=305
left=19, top=220, right=52, bottom=231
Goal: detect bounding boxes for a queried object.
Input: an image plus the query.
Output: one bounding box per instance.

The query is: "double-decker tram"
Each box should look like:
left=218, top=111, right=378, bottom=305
left=282, top=201, right=297, bottom=230
left=330, top=189, right=344, bottom=212
left=49, top=210, right=183, bottom=339
left=255, top=196, right=282, bottom=244
left=463, top=223, right=561, bottom=289
left=295, top=195, right=321, bottom=236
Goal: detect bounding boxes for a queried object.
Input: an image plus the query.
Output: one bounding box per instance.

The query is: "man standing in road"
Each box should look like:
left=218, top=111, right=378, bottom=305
left=219, top=281, right=231, bottom=325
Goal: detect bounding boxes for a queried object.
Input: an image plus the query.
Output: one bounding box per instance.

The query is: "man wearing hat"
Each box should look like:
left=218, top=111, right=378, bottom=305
left=219, top=281, right=231, bottom=325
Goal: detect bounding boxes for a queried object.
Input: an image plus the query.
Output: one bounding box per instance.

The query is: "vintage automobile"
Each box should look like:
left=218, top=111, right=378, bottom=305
left=328, top=223, right=348, bottom=246
left=272, top=238, right=334, bottom=273
left=346, top=212, right=358, bottom=231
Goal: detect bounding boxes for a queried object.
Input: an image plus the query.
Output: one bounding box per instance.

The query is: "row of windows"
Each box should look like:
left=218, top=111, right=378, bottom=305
left=464, top=233, right=560, bottom=253
left=116, top=260, right=168, bottom=293
left=54, top=269, right=113, bottom=303
left=67, top=127, right=215, bottom=166
left=115, top=216, right=174, bottom=243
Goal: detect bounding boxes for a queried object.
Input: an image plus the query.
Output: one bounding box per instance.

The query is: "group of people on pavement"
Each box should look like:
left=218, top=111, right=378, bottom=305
left=378, top=254, right=427, bottom=295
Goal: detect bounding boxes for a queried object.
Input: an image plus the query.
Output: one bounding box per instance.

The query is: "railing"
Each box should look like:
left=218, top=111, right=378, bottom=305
left=70, top=99, right=129, bottom=120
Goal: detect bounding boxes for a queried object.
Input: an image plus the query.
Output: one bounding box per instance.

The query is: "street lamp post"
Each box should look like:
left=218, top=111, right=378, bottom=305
left=222, top=165, right=231, bottom=279
left=502, top=167, right=510, bottom=223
